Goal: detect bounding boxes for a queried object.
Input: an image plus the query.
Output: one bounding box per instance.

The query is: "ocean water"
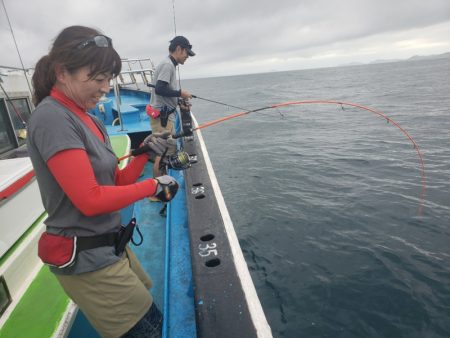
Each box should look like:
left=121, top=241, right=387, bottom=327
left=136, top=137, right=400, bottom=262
left=184, top=58, right=450, bottom=338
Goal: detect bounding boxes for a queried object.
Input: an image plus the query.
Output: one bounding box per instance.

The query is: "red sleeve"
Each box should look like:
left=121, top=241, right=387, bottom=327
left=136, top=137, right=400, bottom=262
left=115, top=153, right=149, bottom=186
left=47, top=149, right=157, bottom=216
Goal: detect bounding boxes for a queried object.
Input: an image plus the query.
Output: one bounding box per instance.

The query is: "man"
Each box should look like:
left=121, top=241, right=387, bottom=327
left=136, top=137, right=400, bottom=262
left=150, top=36, right=194, bottom=134
left=150, top=36, right=195, bottom=176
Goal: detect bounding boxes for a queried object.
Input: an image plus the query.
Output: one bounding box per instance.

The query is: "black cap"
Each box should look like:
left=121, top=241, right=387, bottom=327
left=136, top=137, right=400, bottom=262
left=170, top=36, right=195, bottom=56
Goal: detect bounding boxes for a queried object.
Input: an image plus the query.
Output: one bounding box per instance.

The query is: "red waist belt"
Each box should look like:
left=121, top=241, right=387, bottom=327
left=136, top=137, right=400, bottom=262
left=38, top=232, right=118, bottom=268
left=38, top=218, right=139, bottom=268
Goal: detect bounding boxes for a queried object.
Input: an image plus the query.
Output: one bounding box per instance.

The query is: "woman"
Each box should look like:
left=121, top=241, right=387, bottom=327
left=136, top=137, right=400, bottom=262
left=27, top=26, right=174, bottom=337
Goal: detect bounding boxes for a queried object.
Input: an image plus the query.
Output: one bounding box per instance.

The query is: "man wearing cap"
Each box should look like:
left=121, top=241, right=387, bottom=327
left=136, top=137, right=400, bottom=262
left=149, top=36, right=195, bottom=176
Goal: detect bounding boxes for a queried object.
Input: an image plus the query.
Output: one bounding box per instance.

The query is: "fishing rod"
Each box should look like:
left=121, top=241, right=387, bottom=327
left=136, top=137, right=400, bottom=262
left=125, top=87, right=426, bottom=215
left=147, top=83, right=250, bottom=112
left=190, top=94, right=251, bottom=112
left=190, top=99, right=426, bottom=216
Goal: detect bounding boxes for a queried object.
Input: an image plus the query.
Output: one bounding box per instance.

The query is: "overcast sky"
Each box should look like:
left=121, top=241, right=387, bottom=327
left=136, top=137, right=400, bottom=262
left=1, top=0, right=449, bottom=79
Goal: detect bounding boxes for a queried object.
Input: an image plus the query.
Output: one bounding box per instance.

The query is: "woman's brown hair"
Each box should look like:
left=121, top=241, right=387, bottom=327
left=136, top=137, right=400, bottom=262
left=32, top=25, right=122, bottom=105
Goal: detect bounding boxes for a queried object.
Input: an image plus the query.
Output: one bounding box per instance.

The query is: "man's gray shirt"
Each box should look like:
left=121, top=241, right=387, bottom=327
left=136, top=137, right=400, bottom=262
left=151, top=56, right=179, bottom=120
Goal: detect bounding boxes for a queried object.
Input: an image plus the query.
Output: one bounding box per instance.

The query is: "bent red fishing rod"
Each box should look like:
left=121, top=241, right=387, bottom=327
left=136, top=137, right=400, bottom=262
left=119, top=94, right=426, bottom=216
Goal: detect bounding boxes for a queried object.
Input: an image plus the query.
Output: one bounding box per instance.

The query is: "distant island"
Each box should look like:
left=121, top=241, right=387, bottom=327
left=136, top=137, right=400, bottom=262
left=340, top=51, right=450, bottom=67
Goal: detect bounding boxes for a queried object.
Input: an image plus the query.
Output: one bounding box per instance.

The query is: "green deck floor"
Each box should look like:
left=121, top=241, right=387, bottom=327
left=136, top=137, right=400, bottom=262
left=0, top=266, right=70, bottom=338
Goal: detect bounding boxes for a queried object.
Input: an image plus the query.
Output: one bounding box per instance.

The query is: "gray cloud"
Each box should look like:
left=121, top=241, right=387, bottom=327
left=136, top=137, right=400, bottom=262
left=1, top=0, right=449, bottom=78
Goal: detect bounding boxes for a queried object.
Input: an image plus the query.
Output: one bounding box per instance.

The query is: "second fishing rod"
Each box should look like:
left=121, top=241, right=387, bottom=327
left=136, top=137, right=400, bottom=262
left=118, top=85, right=253, bottom=166
left=146, top=82, right=253, bottom=139
left=146, top=83, right=276, bottom=141
left=121, top=86, right=264, bottom=160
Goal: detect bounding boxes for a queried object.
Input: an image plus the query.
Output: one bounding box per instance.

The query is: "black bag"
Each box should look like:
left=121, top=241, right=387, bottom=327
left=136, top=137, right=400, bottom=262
left=159, top=106, right=176, bottom=128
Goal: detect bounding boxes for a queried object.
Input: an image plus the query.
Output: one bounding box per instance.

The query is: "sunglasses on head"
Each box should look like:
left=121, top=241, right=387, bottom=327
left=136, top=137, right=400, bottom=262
left=76, top=35, right=112, bottom=50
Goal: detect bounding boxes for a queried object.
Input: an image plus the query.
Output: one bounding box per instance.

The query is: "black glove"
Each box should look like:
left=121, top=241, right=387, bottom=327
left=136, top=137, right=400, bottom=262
left=139, top=131, right=171, bottom=160
left=154, top=175, right=179, bottom=202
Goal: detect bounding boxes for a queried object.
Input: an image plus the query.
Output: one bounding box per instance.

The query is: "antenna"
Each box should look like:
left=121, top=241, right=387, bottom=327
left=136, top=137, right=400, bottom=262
left=1, top=0, right=33, bottom=96
left=171, top=0, right=177, bottom=35
left=170, top=0, right=182, bottom=89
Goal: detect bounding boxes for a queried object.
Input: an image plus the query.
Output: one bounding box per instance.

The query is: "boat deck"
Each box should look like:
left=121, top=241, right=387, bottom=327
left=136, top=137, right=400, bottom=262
left=90, top=87, right=152, bottom=145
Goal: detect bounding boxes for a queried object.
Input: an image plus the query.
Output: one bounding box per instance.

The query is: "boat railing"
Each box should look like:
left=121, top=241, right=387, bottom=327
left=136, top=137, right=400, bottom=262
left=118, top=58, right=155, bottom=88
left=0, top=65, right=32, bottom=71
left=110, top=58, right=155, bottom=131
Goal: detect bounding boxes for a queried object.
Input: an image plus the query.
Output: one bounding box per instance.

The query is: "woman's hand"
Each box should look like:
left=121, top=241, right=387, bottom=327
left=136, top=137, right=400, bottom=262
left=153, top=175, right=179, bottom=202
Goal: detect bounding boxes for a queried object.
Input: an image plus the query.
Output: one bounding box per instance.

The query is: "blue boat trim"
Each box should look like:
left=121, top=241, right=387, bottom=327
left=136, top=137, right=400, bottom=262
left=163, top=168, right=197, bottom=337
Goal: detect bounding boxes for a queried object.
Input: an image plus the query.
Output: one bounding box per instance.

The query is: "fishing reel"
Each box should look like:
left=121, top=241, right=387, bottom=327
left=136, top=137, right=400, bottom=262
left=129, top=140, right=192, bottom=170
left=161, top=149, right=192, bottom=170
left=173, top=98, right=194, bottom=139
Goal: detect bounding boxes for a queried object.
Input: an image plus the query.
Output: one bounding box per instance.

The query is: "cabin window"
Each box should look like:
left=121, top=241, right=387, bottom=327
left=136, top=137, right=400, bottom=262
left=5, top=98, right=31, bottom=146
left=0, top=98, right=17, bottom=155
left=0, top=276, right=12, bottom=317
left=0, top=97, right=32, bottom=156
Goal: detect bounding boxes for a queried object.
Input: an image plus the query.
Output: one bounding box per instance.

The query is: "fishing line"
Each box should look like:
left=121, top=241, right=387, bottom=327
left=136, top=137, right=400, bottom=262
left=174, top=91, right=293, bottom=123
left=191, top=94, right=251, bottom=112
left=192, top=94, right=294, bottom=122
left=191, top=99, right=426, bottom=216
